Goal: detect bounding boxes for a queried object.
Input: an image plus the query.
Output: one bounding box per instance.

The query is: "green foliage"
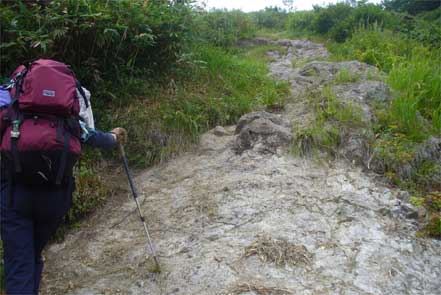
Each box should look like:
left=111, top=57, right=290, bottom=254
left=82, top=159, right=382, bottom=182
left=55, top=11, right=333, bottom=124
left=388, top=49, right=441, bottom=119
left=319, top=86, right=364, bottom=125
left=283, top=0, right=440, bottom=237
left=418, top=6, right=441, bottom=21
left=0, top=0, right=192, bottom=85
left=251, top=6, right=288, bottom=30
left=329, top=28, right=440, bottom=140
left=313, top=3, right=354, bottom=41
left=293, top=86, right=364, bottom=157
left=419, top=192, right=441, bottom=239
left=383, top=0, right=441, bottom=15
left=109, top=45, right=289, bottom=168
left=193, top=9, right=256, bottom=47
left=286, top=11, right=316, bottom=37
left=286, top=2, right=392, bottom=42
left=423, top=214, right=441, bottom=239
left=239, top=44, right=288, bottom=63
left=68, top=154, right=109, bottom=223
left=335, top=68, right=360, bottom=83
left=293, top=124, right=341, bottom=157
left=424, top=192, right=441, bottom=213
left=285, top=1, right=438, bottom=46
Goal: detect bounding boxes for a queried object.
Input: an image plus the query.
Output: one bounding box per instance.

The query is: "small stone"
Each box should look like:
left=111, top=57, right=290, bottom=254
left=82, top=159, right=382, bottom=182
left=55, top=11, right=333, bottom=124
left=391, top=206, right=402, bottom=216
left=401, top=203, right=418, bottom=220
left=213, top=126, right=229, bottom=136
left=418, top=207, right=428, bottom=221
left=398, top=191, right=411, bottom=202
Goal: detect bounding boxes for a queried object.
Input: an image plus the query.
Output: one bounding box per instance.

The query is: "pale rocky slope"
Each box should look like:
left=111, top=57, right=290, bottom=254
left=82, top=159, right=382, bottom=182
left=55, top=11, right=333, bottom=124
left=42, top=39, right=440, bottom=295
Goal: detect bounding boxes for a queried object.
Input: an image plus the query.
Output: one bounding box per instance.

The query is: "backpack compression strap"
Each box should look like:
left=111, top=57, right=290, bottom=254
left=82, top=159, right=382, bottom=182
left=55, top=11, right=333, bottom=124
left=8, top=69, right=28, bottom=173
left=55, top=123, right=71, bottom=185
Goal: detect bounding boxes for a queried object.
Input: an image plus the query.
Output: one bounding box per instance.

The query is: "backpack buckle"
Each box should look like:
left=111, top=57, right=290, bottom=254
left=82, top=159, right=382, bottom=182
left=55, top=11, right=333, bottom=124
left=11, top=120, right=20, bottom=139
left=4, top=79, right=15, bottom=90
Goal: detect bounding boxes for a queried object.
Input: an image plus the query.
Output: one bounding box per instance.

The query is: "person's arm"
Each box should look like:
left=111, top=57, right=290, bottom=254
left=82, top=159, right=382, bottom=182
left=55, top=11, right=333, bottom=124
left=84, top=129, right=117, bottom=150
left=80, top=121, right=127, bottom=150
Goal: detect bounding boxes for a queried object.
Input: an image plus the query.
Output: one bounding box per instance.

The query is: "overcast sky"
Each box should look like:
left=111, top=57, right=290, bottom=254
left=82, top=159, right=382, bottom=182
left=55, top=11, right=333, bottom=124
left=197, top=0, right=383, bottom=12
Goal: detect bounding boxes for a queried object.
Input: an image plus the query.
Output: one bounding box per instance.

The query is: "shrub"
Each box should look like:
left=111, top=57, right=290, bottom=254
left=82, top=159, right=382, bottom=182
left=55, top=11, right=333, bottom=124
left=286, top=11, right=315, bottom=36
left=0, top=0, right=192, bottom=85
left=312, top=3, right=353, bottom=35
left=68, top=154, right=109, bottom=223
left=383, top=0, right=441, bottom=15
left=251, top=6, right=288, bottom=30
left=193, top=9, right=256, bottom=47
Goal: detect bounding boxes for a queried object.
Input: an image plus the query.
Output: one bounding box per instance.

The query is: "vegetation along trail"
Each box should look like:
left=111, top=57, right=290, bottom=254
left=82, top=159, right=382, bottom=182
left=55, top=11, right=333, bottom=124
left=41, top=39, right=440, bottom=295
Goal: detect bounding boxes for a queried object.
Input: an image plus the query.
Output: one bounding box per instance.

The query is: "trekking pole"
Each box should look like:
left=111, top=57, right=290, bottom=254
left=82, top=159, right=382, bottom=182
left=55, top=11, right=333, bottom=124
left=118, top=143, right=161, bottom=271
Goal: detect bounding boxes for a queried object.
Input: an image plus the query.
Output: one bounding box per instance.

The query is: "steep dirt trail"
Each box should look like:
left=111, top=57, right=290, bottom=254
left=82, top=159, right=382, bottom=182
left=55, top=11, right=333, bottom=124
left=42, top=39, right=440, bottom=295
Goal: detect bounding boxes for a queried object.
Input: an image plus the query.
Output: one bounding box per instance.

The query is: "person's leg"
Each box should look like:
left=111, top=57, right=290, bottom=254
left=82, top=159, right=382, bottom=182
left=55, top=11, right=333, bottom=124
left=0, top=181, right=36, bottom=294
left=32, top=179, right=73, bottom=292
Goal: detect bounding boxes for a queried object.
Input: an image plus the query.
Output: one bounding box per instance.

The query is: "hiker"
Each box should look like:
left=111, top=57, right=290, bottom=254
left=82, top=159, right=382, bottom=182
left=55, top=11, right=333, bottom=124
left=0, top=59, right=127, bottom=294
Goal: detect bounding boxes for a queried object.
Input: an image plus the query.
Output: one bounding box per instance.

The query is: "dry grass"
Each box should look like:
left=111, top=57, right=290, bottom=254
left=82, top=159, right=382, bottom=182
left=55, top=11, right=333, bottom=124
left=244, top=235, right=312, bottom=267
left=224, top=283, right=292, bottom=295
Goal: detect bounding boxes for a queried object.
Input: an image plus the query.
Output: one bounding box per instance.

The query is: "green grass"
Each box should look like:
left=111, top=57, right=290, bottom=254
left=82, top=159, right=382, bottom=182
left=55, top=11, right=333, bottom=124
left=335, top=68, right=360, bottom=83
left=388, top=50, right=441, bottom=136
left=318, top=86, right=364, bottom=125
left=255, top=28, right=293, bottom=40
left=292, top=86, right=364, bottom=157
left=105, top=45, right=289, bottom=168
left=238, top=44, right=288, bottom=63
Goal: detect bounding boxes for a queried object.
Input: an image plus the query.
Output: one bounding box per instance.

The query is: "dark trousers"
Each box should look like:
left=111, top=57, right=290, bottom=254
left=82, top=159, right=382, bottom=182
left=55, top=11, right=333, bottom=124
left=0, top=179, right=73, bottom=295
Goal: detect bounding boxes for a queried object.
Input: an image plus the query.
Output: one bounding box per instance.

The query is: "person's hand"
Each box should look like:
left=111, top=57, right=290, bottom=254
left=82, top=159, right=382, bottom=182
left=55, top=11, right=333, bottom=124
left=111, top=127, right=128, bottom=145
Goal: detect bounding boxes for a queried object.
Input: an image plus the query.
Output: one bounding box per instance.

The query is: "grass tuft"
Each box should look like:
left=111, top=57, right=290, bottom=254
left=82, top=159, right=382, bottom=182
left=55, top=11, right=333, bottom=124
left=335, top=68, right=360, bottom=83
left=225, top=283, right=292, bottom=295
left=244, top=235, right=312, bottom=267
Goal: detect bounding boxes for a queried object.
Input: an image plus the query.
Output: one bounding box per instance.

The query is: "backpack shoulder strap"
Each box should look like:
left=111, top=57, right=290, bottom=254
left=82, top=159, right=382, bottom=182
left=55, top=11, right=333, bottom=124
left=8, top=69, right=29, bottom=173
left=76, top=81, right=89, bottom=108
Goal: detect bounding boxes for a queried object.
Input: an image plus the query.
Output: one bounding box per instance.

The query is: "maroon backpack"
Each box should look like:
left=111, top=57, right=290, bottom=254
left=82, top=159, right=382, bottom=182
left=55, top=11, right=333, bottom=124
left=0, top=59, right=86, bottom=185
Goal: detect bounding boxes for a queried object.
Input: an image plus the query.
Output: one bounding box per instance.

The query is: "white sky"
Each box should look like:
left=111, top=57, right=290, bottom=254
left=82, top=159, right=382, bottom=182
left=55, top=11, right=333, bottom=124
left=197, top=0, right=383, bottom=12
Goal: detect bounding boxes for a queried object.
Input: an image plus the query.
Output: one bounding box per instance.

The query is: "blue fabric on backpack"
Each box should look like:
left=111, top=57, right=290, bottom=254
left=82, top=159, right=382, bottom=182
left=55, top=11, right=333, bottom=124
left=0, top=86, right=11, bottom=107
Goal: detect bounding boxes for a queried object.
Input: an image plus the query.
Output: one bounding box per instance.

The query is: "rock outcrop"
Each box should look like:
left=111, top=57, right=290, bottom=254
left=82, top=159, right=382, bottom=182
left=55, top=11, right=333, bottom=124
left=234, top=112, right=292, bottom=154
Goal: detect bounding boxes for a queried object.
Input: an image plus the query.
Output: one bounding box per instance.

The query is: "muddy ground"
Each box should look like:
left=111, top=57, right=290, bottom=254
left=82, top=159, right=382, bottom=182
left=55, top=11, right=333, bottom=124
left=42, top=39, right=440, bottom=295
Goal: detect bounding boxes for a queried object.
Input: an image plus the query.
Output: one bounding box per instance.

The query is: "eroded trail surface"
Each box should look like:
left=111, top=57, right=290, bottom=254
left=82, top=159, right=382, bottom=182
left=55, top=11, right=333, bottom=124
left=43, top=39, right=440, bottom=295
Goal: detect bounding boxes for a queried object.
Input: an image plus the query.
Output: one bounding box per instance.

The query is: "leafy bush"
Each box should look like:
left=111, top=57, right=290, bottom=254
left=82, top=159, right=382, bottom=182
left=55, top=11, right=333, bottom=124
left=312, top=3, right=354, bottom=37
left=192, top=9, right=256, bottom=47
left=68, top=153, right=109, bottom=223
left=251, top=6, right=288, bottom=30
left=383, top=0, right=441, bottom=15
left=286, top=11, right=315, bottom=36
left=395, top=13, right=441, bottom=47
left=329, top=26, right=441, bottom=140
left=328, top=27, right=413, bottom=72
left=0, top=0, right=191, bottom=85
left=388, top=50, right=441, bottom=134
